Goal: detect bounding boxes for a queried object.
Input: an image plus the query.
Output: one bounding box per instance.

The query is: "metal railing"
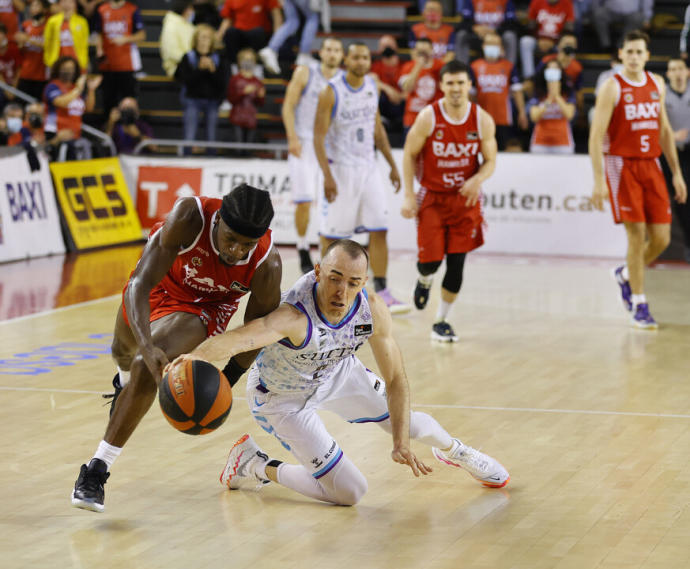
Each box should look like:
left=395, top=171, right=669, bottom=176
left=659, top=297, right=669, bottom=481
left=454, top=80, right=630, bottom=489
left=132, top=138, right=288, bottom=159
left=0, top=80, right=116, bottom=156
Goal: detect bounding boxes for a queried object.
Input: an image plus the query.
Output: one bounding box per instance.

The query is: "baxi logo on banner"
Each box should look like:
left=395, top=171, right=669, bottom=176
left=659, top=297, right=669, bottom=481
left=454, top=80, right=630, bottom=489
left=50, top=157, right=143, bottom=251
left=0, top=151, right=66, bottom=263
left=136, top=166, right=202, bottom=231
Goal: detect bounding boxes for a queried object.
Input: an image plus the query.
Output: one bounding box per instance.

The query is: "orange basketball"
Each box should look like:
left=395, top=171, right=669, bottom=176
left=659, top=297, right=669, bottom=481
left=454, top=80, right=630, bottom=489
left=159, top=359, right=232, bottom=435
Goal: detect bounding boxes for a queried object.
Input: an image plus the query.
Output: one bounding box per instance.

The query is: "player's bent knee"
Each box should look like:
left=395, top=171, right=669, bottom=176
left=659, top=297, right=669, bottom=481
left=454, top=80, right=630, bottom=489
left=323, top=456, right=369, bottom=506
left=129, top=355, right=159, bottom=391
left=417, top=260, right=442, bottom=276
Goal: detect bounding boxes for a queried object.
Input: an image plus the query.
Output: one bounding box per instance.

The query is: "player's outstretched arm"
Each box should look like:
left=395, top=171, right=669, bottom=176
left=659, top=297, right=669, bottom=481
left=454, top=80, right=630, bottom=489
left=179, top=303, right=308, bottom=365
left=656, top=77, right=688, bottom=204
left=401, top=106, right=433, bottom=218
left=125, top=197, right=203, bottom=377
left=367, top=292, right=432, bottom=477
left=588, top=77, right=617, bottom=211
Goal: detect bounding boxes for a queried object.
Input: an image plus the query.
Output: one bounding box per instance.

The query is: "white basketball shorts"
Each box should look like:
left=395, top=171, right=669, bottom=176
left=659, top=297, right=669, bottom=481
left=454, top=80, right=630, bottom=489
left=289, top=137, right=322, bottom=204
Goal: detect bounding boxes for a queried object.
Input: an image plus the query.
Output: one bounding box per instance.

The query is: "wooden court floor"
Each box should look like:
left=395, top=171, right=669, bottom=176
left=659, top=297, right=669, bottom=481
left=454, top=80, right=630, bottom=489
left=1, top=248, right=689, bottom=569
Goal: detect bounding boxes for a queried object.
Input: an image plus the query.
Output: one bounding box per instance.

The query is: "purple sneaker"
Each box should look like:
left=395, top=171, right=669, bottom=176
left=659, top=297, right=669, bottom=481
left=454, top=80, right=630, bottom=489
left=612, top=265, right=632, bottom=312
left=631, top=303, right=658, bottom=330
left=377, top=288, right=411, bottom=314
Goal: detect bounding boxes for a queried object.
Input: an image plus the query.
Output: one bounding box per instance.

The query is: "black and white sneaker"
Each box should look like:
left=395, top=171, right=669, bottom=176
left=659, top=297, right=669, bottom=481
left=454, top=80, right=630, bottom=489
left=71, top=459, right=110, bottom=513
left=413, top=279, right=432, bottom=310
left=298, top=249, right=314, bottom=275
left=431, top=320, right=459, bottom=342
left=102, top=374, right=122, bottom=417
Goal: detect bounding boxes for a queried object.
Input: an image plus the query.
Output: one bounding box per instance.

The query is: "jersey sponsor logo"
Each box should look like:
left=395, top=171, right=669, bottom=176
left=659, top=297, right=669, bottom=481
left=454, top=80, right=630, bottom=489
left=324, top=440, right=337, bottom=460
left=191, top=256, right=202, bottom=267
left=296, top=343, right=365, bottom=364
left=182, top=264, right=232, bottom=293
left=476, top=73, right=508, bottom=92
left=230, top=281, right=250, bottom=294
left=432, top=141, right=480, bottom=158
left=354, top=323, right=372, bottom=336
left=435, top=129, right=444, bottom=139
left=650, top=91, right=660, bottom=100
left=624, top=102, right=660, bottom=121
left=373, top=379, right=381, bottom=391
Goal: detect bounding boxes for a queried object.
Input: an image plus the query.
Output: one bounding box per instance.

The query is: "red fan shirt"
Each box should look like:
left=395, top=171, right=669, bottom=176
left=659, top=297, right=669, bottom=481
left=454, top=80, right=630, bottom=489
left=18, top=19, right=47, bottom=81
left=528, top=0, right=574, bottom=40
left=400, top=58, right=443, bottom=127
left=471, top=57, right=520, bottom=126
left=95, top=1, right=144, bottom=72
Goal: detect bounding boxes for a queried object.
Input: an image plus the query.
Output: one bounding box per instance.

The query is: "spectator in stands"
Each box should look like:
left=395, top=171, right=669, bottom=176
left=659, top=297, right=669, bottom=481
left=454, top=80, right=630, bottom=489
left=2, top=101, right=23, bottom=145
left=11, top=100, right=46, bottom=146
left=15, top=0, right=49, bottom=102
left=662, top=56, right=690, bottom=262
left=455, top=0, right=518, bottom=65
left=175, top=24, right=228, bottom=154
left=217, top=0, right=282, bottom=65
left=44, top=0, right=90, bottom=73
left=588, top=52, right=621, bottom=124
left=409, top=0, right=455, bottom=61
left=370, top=35, right=405, bottom=131
left=520, top=0, right=574, bottom=80
left=160, top=0, right=195, bottom=77
left=590, top=0, right=652, bottom=52
left=471, top=32, right=527, bottom=150
left=193, top=0, right=221, bottom=29
left=43, top=55, right=101, bottom=159
left=0, top=22, right=21, bottom=111
left=94, top=0, right=146, bottom=119
left=0, top=0, right=22, bottom=41
left=400, top=37, right=443, bottom=135
left=681, top=4, right=689, bottom=61
left=105, top=96, right=154, bottom=153
left=535, top=33, right=583, bottom=119
left=77, top=0, right=101, bottom=20
left=227, top=47, right=264, bottom=146
left=258, top=0, right=320, bottom=74
left=528, top=59, right=575, bottom=153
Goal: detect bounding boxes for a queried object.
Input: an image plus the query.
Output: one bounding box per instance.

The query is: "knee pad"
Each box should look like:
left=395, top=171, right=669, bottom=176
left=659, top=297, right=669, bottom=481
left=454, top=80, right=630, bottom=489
left=417, top=260, right=442, bottom=276
left=441, top=253, right=467, bottom=294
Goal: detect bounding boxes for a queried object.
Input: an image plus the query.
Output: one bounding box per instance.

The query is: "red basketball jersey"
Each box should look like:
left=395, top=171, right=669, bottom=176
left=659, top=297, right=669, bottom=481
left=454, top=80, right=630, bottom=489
left=605, top=71, right=662, bottom=158
left=150, top=197, right=273, bottom=310
left=19, top=19, right=47, bottom=81
left=0, top=0, right=18, bottom=38
left=471, top=58, right=516, bottom=126
left=97, top=1, right=143, bottom=72
left=417, top=100, right=482, bottom=193
left=472, top=0, right=510, bottom=28
left=528, top=0, right=574, bottom=40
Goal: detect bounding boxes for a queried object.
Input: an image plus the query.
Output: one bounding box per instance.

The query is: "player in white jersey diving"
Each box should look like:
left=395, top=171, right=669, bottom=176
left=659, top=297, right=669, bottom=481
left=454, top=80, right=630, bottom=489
left=172, top=239, right=509, bottom=506
left=282, top=37, right=344, bottom=274
left=314, top=42, right=411, bottom=313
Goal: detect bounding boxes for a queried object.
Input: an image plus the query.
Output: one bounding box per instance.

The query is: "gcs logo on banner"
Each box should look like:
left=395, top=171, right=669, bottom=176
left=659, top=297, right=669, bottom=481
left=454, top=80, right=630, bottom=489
left=50, top=157, right=143, bottom=251
left=136, top=166, right=201, bottom=231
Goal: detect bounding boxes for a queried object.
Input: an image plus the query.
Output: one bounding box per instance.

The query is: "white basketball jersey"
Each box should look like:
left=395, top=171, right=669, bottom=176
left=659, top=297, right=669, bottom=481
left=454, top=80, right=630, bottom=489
left=294, top=61, right=343, bottom=141
left=254, top=272, right=374, bottom=395
left=326, top=74, right=379, bottom=166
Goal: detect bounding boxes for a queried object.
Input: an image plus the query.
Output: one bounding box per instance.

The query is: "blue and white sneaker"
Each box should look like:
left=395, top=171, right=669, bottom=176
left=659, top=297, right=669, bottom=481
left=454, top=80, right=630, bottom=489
left=612, top=265, right=632, bottom=312
left=631, top=303, right=658, bottom=330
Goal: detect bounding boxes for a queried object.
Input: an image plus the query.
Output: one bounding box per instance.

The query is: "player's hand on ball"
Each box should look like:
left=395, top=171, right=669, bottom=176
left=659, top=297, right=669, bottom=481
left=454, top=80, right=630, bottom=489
left=401, top=194, right=418, bottom=218
left=392, top=446, right=432, bottom=477
left=590, top=179, right=609, bottom=211
left=165, top=353, right=200, bottom=375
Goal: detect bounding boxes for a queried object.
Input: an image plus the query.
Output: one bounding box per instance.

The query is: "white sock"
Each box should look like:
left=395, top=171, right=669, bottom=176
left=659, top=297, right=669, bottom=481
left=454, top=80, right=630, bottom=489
left=93, top=440, right=122, bottom=471
left=631, top=294, right=646, bottom=307
left=621, top=265, right=630, bottom=280
left=117, top=366, right=130, bottom=387
left=296, top=235, right=309, bottom=250
left=418, top=273, right=433, bottom=286
left=435, top=300, right=453, bottom=322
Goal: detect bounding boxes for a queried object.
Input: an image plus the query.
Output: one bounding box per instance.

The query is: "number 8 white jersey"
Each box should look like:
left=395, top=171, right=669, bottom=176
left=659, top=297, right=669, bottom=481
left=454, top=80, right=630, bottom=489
left=254, top=272, right=374, bottom=394
left=325, top=74, right=379, bottom=166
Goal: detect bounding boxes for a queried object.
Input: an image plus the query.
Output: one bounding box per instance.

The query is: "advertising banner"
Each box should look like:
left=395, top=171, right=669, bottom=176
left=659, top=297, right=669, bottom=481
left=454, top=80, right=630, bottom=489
left=120, top=153, right=628, bottom=258
left=136, top=165, right=202, bottom=231
left=0, top=151, right=66, bottom=263
left=50, top=157, right=143, bottom=251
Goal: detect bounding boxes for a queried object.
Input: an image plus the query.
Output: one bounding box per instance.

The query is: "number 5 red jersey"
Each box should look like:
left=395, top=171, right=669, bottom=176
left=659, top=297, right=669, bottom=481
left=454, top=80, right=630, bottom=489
left=417, top=100, right=483, bottom=193
left=604, top=71, right=662, bottom=158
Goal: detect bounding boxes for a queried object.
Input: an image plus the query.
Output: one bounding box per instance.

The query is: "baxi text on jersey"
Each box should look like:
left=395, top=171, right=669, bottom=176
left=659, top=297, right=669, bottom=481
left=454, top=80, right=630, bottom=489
left=624, top=102, right=659, bottom=121
left=432, top=141, right=479, bottom=158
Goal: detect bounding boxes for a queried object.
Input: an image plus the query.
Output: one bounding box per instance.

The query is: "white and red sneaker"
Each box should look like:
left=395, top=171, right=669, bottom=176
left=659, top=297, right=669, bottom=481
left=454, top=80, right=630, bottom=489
left=220, top=434, right=270, bottom=490
left=432, top=438, right=510, bottom=488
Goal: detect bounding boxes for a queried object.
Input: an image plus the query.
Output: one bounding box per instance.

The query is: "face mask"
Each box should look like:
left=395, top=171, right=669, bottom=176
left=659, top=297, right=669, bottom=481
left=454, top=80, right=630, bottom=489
left=483, top=45, right=500, bottom=59
left=28, top=113, right=43, bottom=128
left=59, top=71, right=74, bottom=83
left=6, top=117, right=22, bottom=133
left=561, top=45, right=576, bottom=56
left=544, top=67, right=562, bottom=82
left=382, top=46, right=397, bottom=58
left=239, top=60, right=254, bottom=71
left=120, top=108, right=137, bottom=124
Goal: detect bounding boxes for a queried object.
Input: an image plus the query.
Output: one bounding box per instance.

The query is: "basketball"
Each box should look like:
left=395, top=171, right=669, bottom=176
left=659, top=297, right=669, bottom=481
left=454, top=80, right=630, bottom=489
left=159, top=359, right=232, bottom=435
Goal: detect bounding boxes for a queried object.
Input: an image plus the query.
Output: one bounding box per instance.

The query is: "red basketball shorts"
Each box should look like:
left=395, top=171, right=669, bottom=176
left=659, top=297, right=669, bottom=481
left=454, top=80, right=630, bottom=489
left=604, top=156, right=671, bottom=224
left=416, top=187, right=484, bottom=264
left=121, top=284, right=238, bottom=337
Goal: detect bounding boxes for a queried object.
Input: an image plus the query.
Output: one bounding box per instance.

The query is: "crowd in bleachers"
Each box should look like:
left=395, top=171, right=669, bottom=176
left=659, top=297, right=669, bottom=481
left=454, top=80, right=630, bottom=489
left=0, top=0, right=688, bottom=159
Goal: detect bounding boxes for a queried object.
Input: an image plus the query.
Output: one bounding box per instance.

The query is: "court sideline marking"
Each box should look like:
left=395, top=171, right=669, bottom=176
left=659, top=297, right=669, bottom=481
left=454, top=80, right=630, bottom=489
left=1, top=385, right=689, bottom=419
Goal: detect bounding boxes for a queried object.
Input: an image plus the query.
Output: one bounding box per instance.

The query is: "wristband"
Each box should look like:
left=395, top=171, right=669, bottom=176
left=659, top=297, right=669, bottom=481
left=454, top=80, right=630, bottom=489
left=222, top=356, right=249, bottom=387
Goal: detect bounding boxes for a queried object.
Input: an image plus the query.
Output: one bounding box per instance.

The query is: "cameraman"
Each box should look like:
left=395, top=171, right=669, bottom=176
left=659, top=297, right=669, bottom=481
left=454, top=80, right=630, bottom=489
left=105, top=97, right=154, bottom=154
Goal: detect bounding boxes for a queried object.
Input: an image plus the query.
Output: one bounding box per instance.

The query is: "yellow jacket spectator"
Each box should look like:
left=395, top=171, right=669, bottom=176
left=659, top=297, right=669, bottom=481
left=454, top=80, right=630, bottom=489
left=43, top=2, right=90, bottom=71
left=160, top=1, right=195, bottom=77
